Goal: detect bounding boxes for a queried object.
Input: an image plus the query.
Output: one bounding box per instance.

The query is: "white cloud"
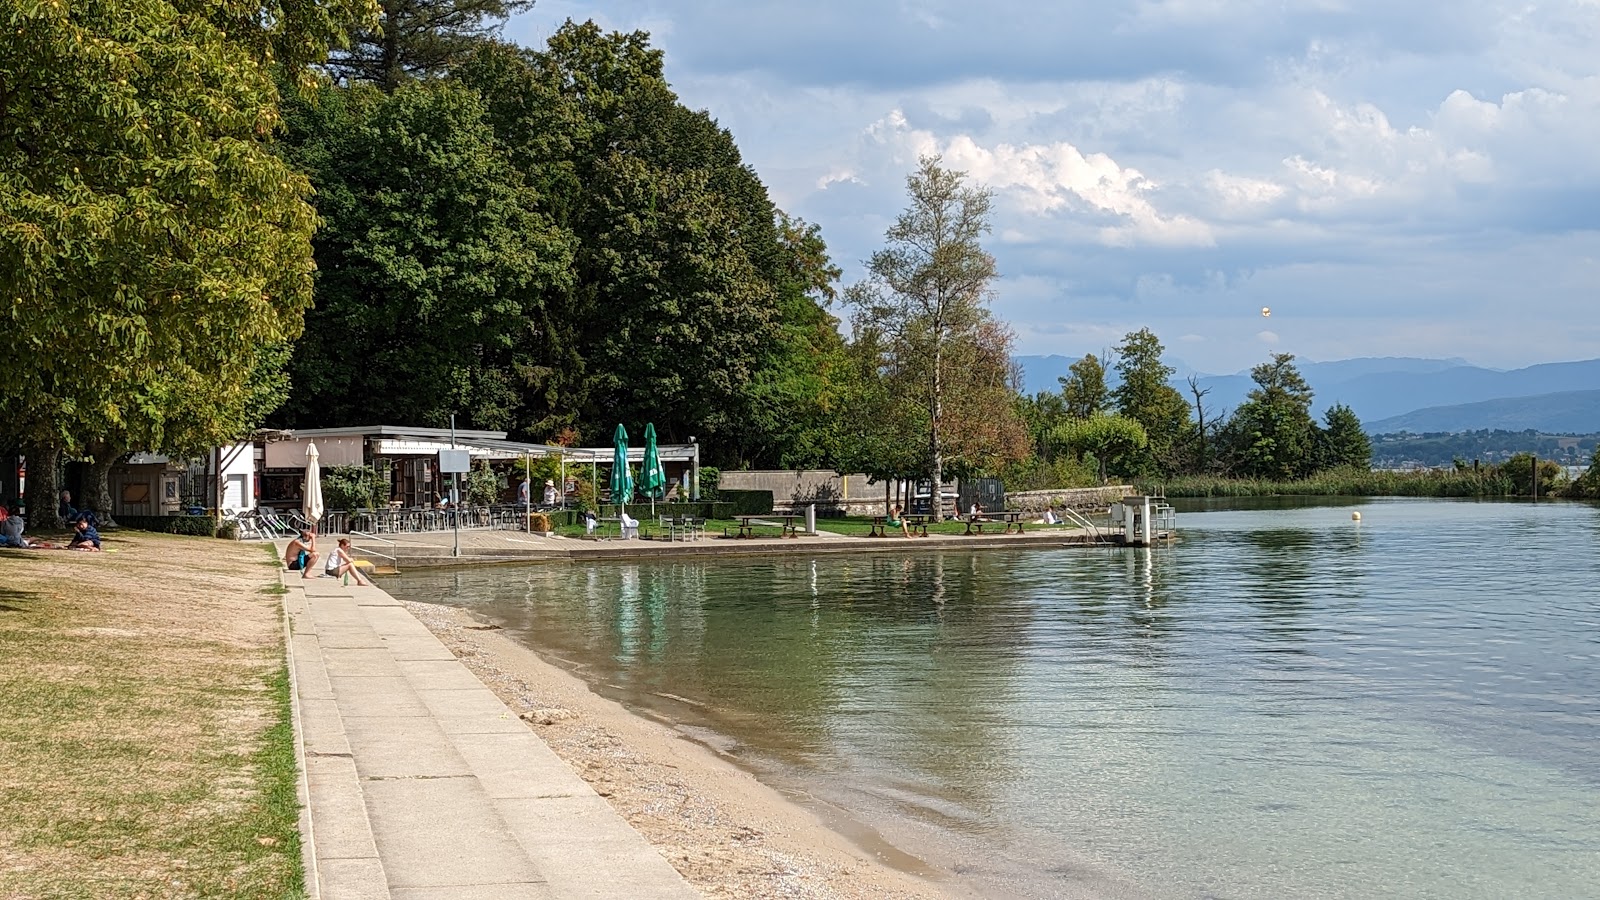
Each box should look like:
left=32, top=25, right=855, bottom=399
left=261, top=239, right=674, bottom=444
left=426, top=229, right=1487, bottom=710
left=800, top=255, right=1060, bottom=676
left=1257, top=330, right=1281, bottom=344
left=508, top=1, right=1600, bottom=372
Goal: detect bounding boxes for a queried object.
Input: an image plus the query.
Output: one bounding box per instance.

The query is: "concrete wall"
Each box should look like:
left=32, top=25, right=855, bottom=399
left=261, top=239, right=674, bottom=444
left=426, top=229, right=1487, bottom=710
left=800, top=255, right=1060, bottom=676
left=720, top=470, right=876, bottom=509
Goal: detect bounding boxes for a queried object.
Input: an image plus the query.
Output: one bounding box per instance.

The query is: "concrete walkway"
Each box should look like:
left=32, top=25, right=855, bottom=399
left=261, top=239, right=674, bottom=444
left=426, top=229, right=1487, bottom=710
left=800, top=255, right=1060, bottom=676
left=282, top=571, right=700, bottom=899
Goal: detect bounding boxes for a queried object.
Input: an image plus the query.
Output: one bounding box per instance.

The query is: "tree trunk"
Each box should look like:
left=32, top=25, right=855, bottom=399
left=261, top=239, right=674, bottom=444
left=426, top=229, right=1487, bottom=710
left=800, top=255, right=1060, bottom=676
left=930, top=335, right=944, bottom=522
left=22, top=442, right=62, bottom=531
left=86, top=440, right=120, bottom=528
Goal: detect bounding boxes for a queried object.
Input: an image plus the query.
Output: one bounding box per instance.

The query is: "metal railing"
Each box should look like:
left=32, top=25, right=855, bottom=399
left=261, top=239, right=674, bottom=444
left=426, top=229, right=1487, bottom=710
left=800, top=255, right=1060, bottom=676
left=1059, top=507, right=1109, bottom=542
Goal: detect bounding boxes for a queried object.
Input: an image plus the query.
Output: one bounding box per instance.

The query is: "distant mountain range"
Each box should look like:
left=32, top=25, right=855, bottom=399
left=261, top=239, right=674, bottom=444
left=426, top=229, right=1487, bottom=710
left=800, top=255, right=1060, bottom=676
left=1013, top=355, right=1600, bottom=433
left=1365, top=390, right=1600, bottom=433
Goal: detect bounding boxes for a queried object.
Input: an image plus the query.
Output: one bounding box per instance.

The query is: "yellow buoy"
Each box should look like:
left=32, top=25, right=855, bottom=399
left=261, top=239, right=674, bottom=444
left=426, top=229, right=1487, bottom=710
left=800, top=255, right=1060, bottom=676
left=1352, top=511, right=1361, bottom=521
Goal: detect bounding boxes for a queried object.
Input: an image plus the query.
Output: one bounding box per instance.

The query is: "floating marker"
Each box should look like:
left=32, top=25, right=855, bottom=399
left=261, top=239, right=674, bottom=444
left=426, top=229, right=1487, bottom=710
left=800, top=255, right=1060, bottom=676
left=1352, top=511, right=1361, bottom=521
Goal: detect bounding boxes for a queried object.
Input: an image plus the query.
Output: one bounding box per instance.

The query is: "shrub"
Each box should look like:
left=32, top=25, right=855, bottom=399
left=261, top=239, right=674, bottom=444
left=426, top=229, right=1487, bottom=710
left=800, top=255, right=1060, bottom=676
left=527, top=512, right=551, bottom=532
left=698, top=466, right=720, bottom=500
left=719, top=489, right=773, bottom=516
left=322, top=464, right=387, bottom=510
left=117, top=514, right=222, bottom=536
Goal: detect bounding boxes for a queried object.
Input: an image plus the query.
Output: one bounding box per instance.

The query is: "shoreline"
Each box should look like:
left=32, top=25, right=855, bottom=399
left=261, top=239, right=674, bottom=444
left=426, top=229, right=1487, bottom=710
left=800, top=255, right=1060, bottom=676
left=400, top=597, right=979, bottom=900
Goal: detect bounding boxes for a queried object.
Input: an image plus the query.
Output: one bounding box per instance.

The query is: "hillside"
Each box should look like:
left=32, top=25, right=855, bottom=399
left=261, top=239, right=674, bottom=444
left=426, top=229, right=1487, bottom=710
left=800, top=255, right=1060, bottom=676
left=1366, top=390, right=1600, bottom=434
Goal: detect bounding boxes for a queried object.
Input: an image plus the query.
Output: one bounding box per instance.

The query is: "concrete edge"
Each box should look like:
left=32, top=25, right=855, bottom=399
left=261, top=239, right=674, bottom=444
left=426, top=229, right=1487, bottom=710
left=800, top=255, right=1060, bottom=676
left=281, top=575, right=321, bottom=900
left=282, top=571, right=394, bottom=899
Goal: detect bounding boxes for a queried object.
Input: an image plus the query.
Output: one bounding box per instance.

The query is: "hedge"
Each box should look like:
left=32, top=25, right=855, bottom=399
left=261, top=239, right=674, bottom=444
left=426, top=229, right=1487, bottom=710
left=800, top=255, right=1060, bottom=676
left=116, top=514, right=222, bottom=537
left=718, top=490, right=773, bottom=517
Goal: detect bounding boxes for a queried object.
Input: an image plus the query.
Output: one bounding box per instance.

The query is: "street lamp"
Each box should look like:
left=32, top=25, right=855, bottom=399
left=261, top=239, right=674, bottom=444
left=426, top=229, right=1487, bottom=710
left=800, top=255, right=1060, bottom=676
left=688, top=436, right=699, bottom=501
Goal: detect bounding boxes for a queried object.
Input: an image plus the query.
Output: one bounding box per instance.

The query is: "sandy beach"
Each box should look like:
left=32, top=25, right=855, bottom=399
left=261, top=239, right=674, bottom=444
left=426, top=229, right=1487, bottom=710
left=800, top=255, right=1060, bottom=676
left=400, top=598, right=976, bottom=900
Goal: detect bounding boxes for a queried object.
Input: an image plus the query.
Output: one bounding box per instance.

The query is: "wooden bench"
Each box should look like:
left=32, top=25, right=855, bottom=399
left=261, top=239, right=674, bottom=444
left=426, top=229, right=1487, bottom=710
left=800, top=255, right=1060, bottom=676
left=733, top=515, right=800, bottom=538
left=870, top=516, right=927, bottom=537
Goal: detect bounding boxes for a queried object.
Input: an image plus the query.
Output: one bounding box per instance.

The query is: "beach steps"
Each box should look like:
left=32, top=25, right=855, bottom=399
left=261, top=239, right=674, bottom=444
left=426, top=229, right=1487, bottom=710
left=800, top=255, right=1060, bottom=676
left=280, top=572, right=698, bottom=899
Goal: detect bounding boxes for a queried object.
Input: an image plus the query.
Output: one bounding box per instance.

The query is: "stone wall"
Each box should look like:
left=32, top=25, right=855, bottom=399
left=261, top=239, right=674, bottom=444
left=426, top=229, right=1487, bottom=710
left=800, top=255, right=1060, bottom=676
left=719, top=470, right=893, bottom=514
left=1007, top=485, right=1134, bottom=513
left=718, top=470, right=1131, bottom=517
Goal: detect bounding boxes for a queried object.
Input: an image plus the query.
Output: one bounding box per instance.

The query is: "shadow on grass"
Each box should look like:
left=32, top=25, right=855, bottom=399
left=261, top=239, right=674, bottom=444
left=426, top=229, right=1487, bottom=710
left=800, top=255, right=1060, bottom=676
left=0, top=586, right=46, bottom=612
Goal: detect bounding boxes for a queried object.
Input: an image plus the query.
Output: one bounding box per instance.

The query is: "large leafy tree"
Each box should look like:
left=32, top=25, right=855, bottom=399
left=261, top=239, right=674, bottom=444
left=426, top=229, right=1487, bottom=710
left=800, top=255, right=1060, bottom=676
left=328, top=0, right=533, bottom=90
left=276, top=79, right=572, bottom=431
left=845, top=155, right=1000, bottom=520
left=1225, top=352, right=1319, bottom=480
left=1111, top=328, right=1190, bottom=475
left=1060, top=353, right=1109, bottom=419
left=1, top=0, right=369, bottom=525
left=1054, top=414, right=1149, bottom=483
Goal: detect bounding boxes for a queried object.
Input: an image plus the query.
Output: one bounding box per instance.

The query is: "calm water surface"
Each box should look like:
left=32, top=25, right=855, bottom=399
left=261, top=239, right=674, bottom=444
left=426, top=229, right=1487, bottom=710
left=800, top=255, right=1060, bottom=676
left=389, top=498, right=1600, bottom=899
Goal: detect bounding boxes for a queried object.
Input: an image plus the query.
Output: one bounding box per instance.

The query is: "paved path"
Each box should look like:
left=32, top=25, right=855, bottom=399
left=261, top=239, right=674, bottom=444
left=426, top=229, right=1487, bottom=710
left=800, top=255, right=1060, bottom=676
left=282, top=570, right=700, bottom=899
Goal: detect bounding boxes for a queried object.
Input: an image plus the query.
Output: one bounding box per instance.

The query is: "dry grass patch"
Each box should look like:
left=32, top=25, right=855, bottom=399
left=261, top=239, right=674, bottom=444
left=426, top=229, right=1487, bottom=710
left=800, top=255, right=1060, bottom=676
left=0, top=533, right=302, bottom=899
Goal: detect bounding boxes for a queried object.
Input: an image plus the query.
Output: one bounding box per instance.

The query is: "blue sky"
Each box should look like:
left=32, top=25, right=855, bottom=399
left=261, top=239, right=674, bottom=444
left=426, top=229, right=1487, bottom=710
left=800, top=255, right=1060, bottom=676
left=505, top=1, right=1600, bottom=375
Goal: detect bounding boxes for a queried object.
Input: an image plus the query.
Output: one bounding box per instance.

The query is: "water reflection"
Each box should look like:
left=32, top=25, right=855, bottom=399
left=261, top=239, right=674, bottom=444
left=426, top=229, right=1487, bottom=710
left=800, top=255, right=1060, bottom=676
left=390, top=500, right=1600, bottom=900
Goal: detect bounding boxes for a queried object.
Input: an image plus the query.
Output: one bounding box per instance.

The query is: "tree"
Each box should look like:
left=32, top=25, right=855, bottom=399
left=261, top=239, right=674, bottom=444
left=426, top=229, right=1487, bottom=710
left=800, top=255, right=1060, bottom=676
left=1568, top=447, right=1600, bottom=499
left=1225, top=353, right=1319, bottom=480
left=1318, top=403, right=1372, bottom=471
left=329, top=0, right=533, bottom=91
left=844, top=156, right=998, bottom=520
left=276, top=79, right=572, bottom=433
left=1111, top=329, right=1190, bottom=475
left=1060, top=353, right=1108, bottom=420
left=1054, top=415, right=1149, bottom=483
left=1, top=0, right=362, bottom=525
left=1185, top=374, right=1221, bottom=474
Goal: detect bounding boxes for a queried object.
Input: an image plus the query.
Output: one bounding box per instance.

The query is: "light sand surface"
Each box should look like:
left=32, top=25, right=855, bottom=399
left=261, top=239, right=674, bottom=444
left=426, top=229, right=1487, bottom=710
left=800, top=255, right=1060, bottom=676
left=401, top=599, right=978, bottom=900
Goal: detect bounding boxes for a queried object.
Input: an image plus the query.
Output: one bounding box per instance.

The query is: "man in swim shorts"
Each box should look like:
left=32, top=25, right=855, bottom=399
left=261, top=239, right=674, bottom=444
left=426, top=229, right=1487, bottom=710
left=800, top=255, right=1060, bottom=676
left=284, top=529, right=318, bottom=578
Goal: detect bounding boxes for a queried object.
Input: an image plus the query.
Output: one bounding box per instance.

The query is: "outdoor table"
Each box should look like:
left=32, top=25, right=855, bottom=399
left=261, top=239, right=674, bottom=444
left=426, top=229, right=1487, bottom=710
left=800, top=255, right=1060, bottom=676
left=733, top=515, right=800, bottom=538
left=963, top=511, right=1025, bottom=535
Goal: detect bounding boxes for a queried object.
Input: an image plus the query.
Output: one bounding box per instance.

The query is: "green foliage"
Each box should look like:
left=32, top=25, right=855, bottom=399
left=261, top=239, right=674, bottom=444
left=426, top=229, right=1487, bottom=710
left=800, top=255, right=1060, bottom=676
left=1318, top=403, right=1373, bottom=471
left=1497, top=452, right=1567, bottom=495
left=697, top=466, right=721, bottom=500
left=1060, top=354, right=1109, bottom=420
left=464, top=458, right=503, bottom=506
left=841, top=155, right=1025, bottom=507
left=719, top=489, right=774, bottom=517
left=1224, top=353, right=1320, bottom=480
left=117, top=515, right=222, bottom=536
left=1054, top=415, right=1150, bottom=482
left=1568, top=448, right=1600, bottom=499
left=1145, top=467, right=1517, bottom=498
left=321, top=464, right=387, bottom=510
left=0, top=0, right=324, bottom=461
left=277, top=78, right=572, bottom=433
left=329, top=0, right=534, bottom=91
left=1111, top=330, right=1191, bottom=475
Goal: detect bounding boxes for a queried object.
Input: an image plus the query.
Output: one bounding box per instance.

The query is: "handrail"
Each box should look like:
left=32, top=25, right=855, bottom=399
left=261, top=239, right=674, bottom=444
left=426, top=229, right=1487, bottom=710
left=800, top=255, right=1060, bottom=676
left=1059, top=507, right=1108, bottom=542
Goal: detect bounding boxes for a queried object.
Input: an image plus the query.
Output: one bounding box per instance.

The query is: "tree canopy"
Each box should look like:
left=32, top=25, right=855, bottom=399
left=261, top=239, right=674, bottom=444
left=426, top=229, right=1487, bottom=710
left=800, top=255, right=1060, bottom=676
left=1, top=0, right=369, bottom=522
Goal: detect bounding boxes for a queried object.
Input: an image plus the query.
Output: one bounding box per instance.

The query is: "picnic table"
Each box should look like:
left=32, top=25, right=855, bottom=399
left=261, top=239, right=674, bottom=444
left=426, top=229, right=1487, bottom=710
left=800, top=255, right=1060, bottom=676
left=964, top=511, right=1026, bottom=535
left=869, top=514, right=929, bottom=537
left=731, top=514, right=800, bottom=539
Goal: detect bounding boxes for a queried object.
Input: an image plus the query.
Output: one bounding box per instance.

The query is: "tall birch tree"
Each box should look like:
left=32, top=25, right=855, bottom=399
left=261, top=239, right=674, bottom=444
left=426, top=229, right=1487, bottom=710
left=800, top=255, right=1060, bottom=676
left=845, top=156, right=997, bottom=520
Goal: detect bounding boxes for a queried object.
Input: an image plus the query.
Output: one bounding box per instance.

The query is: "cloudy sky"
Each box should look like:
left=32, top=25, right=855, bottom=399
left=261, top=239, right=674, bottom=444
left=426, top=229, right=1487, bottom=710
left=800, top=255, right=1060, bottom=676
left=505, top=1, right=1600, bottom=375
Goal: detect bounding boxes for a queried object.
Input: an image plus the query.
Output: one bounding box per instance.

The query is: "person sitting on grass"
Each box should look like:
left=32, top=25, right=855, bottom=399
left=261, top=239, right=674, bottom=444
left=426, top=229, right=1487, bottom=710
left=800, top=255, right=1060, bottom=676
left=68, top=515, right=101, bottom=552
left=0, top=505, right=29, bottom=548
left=1042, top=507, right=1061, bottom=525
left=284, top=530, right=318, bottom=578
left=886, top=504, right=915, bottom=538
left=324, top=538, right=370, bottom=586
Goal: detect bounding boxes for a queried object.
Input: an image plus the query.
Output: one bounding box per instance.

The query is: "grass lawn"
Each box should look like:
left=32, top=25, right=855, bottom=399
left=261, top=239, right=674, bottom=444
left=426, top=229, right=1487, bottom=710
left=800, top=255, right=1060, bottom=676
left=0, top=532, right=303, bottom=899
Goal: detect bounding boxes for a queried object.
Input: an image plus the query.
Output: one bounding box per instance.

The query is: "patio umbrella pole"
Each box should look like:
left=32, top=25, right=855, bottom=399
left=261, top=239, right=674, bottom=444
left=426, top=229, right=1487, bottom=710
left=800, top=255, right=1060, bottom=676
left=525, top=452, right=531, bottom=535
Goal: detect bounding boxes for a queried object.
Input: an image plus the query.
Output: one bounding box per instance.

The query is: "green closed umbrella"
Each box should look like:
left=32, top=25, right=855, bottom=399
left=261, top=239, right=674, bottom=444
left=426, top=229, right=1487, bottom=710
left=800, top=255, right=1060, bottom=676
left=610, top=424, right=633, bottom=514
left=641, top=423, right=666, bottom=515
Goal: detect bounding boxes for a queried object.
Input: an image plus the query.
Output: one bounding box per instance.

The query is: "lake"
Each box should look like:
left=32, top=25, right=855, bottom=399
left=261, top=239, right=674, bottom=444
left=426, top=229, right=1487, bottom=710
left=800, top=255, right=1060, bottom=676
left=388, top=498, right=1600, bottom=899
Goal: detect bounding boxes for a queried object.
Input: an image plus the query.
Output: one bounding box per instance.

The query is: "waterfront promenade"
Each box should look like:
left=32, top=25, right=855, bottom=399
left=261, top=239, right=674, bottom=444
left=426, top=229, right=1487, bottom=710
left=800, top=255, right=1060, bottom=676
left=281, top=569, right=699, bottom=899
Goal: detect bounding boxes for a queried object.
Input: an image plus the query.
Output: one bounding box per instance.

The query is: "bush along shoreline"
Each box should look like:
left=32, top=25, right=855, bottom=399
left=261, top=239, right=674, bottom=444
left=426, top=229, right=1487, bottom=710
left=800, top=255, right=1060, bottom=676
left=1141, top=457, right=1599, bottom=499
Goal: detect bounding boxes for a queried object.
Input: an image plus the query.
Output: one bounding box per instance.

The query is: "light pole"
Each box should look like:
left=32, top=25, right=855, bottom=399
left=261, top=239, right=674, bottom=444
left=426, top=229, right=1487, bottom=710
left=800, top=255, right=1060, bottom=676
left=689, top=436, right=699, bottom=501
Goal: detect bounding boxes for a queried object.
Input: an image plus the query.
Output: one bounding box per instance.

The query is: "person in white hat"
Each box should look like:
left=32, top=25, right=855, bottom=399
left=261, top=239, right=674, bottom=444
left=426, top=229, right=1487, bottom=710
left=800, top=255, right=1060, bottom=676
left=542, top=479, right=558, bottom=506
